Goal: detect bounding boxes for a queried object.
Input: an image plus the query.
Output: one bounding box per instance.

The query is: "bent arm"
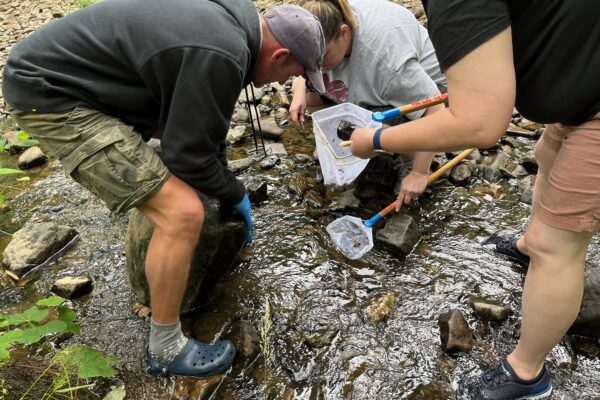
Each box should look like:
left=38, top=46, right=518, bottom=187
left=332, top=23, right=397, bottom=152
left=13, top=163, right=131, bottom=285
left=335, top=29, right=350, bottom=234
left=360, top=27, right=516, bottom=156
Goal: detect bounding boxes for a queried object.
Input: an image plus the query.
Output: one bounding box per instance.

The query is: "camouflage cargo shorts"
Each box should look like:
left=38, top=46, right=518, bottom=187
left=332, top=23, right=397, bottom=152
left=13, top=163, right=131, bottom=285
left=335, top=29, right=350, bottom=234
left=6, top=104, right=170, bottom=212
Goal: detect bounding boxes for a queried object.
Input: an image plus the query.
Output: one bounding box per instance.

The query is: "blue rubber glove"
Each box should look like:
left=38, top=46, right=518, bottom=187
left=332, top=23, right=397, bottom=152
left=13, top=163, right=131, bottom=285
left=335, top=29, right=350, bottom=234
left=233, top=194, right=253, bottom=244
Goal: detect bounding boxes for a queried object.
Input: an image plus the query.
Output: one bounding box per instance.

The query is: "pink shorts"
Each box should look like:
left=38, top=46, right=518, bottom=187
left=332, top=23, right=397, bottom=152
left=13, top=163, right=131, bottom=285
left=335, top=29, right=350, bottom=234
left=534, top=113, right=600, bottom=232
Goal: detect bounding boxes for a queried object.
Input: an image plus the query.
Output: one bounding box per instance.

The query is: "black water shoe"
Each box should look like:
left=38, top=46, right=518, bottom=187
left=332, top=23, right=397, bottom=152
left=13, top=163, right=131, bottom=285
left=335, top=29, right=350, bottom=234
left=144, top=337, right=235, bottom=377
left=484, top=236, right=530, bottom=268
left=457, top=358, right=552, bottom=399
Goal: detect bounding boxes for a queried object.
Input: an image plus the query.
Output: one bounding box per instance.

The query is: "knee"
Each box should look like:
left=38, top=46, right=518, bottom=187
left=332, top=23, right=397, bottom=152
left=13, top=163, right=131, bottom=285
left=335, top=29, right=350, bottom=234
left=156, top=195, right=205, bottom=238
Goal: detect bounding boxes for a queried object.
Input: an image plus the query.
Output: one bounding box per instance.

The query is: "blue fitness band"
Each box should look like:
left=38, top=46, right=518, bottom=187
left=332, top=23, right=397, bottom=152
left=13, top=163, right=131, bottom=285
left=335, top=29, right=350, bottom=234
left=372, top=127, right=386, bottom=153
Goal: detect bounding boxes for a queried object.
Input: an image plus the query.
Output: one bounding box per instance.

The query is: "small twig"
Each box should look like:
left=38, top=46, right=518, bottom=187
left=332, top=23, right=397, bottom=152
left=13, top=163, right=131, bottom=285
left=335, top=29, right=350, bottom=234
left=0, top=228, right=13, bottom=236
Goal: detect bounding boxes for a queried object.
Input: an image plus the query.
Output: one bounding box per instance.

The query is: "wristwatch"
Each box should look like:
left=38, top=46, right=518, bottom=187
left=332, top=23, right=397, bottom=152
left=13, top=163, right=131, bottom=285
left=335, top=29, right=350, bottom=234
left=372, top=127, right=386, bottom=153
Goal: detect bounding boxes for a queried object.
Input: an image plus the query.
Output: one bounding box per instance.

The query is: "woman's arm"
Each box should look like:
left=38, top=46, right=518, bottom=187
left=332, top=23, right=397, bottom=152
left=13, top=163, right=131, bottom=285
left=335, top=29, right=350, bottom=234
left=350, top=27, right=516, bottom=158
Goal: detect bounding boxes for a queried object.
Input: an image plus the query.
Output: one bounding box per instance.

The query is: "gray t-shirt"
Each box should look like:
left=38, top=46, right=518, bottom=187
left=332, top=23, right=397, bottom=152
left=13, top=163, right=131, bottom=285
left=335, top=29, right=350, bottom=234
left=329, top=0, right=445, bottom=119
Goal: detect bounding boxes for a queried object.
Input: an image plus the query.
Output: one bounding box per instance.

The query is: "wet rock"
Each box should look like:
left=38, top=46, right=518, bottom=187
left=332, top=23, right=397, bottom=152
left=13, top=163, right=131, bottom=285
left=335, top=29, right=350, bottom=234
left=328, top=189, right=361, bottom=211
left=518, top=175, right=536, bottom=205
left=520, top=187, right=533, bottom=205
left=375, top=214, right=420, bottom=256
left=247, top=181, right=268, bottom=204
left=192, top=312, right=234, bottom=342
left=231, top=107, right=249, bottom=123
left=2, top=222, right=78, bottom=277
left=275, top=92, right=290, bottom=108
left=467, top=148, right=482, bottom=162
left=227, top=319, right=260, bottom=360
left=228, top=157, right=254, bottom=174
left=409, top=380, right=454, bottom=400
left=519, top=151, right=538, bottom=174
left=260, top=155, right=280, bottom=170
left=256, top=117, right=284, bottom=140
left=431, top=153, right=449, bottom=172
left=438, top=309, right=474, bottom=353
left=472, top=183, right=504, bottom=199
left=303, top=190, right=323, bottom=209
left=260, top=95, right=271, bottom=106
left=569, top=268, right=600, bottom=339
left=226, top=125, right=246, bottom=145
left=17, top=146, right=48, bottom=169
left=305, top=329, right=338, bottom=349
left=287, top=174, right=312, bottom=197
left=275, top=107, right=290, bottom=122
left=51, top=275, right=93, bottom=299
left=294, top=153, right=313, bottom=164
left=475, top=165, right=504, bottom=183
left=315, top=168, right=323, bottom=184
left=468, top=297, right=510, bottom=322
left=449, top=162, right=474, bottom=185
left=518, top=175, right=536, bottom=192
left=506, top=123, right=539, bottom=139
left=125, top=194, right=246, bottom=313
left=517, top=118, right=544, bottom=132
left=369, top=292, right=396, bottom=323
left=173, top=375, right=222, bottom=400
left=490, top=151, right=511, bottom=171
left=238, top=85, right=264, bottom=103
left=510, top=164, right=529, bottom=179
left=266, top=142, right=287, bottom=157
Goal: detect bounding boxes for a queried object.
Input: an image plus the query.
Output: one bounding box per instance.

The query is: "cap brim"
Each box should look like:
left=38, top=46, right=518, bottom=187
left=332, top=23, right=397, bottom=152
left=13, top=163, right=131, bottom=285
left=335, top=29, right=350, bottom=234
left=305, top=69, right=325, bottom=95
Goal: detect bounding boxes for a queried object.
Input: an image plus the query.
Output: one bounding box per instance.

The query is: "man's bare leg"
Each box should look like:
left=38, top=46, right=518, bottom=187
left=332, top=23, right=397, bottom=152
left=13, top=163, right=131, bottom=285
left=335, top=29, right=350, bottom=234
left=138, top=175, right=204, bottom=324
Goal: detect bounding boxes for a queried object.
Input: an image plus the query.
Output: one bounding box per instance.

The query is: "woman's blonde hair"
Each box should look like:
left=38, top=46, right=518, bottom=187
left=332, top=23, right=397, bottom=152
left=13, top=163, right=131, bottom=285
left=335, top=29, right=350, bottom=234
left=301, top=0, right=357, bottom=41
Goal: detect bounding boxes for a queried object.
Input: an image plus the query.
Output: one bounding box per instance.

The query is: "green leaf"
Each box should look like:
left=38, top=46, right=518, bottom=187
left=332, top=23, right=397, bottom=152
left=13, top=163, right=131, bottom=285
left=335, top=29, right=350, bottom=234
left=0, top=138, right=6, bottom=149
left=0, top=320, right=74, bottom=360
left=0, top=168, right=24, bottom=175
left=37, top=296, right=66, bottom=308
left=0, top=306, right=50, bottom=328
left=16, top=176, right=30, bottom=182
left=17, top=131, right=29, bottom=140
left=57, top=306, right=80, bottom=335
left=0, top=194, right=4, bottom=205
left=17, top=320, right=68, bottom=345
left=12, top=139, right=39, bottom=148
left=59, top=345, right=119, bottom=379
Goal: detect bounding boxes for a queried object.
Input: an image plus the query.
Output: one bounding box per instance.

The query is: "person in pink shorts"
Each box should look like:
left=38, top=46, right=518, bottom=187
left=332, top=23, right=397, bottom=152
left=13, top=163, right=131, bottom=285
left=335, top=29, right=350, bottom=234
left=349, top=0, right=599, bottom=399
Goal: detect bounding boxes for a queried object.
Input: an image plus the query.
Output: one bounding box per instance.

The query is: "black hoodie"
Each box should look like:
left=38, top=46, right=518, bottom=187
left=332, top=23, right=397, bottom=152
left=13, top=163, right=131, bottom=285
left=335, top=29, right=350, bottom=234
left=3, top=0, right=262, bottom=204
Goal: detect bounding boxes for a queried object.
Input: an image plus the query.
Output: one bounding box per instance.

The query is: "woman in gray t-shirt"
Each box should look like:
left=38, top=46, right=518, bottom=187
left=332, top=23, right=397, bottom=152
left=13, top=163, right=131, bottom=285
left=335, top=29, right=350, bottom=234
left=290, top=0, right=446, bottom=208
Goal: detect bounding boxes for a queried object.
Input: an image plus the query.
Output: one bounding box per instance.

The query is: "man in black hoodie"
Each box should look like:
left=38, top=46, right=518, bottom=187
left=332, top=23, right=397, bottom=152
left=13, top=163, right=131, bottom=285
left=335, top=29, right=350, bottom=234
left=3, top=0, right=325, bottom=377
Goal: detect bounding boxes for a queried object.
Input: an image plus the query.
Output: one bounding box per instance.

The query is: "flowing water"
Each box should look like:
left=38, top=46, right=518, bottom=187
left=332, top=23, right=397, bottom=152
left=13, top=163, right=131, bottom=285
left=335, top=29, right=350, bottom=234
left=1, top=123, right=599, bottom=399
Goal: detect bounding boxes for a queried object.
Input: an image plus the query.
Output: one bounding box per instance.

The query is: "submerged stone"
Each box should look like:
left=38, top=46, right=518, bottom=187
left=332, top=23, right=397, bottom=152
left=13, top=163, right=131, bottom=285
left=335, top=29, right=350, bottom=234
left=438, top=309, right=473, bottom=353
left=51, top=275, right=93, bottom=299
left=468, top=296, right=510, bottom=322
left=375, top=214, right=421, bottom=255
left=2, top=222, right=78, bottom=277
left=369, top=292, right=396, bottom=323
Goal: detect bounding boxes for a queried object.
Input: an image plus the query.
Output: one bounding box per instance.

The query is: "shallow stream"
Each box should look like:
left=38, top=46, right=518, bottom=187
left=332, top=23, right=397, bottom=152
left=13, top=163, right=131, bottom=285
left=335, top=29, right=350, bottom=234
left=1, top=122, right=599, bottom=399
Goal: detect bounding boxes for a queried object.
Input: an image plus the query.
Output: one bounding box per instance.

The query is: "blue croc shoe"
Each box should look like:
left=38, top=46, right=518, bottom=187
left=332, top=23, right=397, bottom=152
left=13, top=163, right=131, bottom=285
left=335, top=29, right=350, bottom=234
left=144, top=337, right=236, bottom=377
left=457, top=358, right=552, bottom=400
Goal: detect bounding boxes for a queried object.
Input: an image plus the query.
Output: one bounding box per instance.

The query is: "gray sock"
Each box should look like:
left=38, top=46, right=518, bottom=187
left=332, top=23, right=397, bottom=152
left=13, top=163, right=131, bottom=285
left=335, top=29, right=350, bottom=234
left=149, top=318, right=188, bottom=365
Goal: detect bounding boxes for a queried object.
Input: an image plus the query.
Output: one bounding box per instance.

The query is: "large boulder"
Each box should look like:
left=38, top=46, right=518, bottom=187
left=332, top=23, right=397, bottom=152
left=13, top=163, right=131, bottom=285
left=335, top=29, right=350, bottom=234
left=125, top=194, right=246, bottom=314
left=569, top=268, right=600, bottom=338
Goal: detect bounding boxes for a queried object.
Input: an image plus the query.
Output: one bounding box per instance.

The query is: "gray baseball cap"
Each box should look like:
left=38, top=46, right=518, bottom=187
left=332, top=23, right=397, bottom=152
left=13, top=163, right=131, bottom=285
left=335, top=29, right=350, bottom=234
left=264, top=5, right=326, bottom=94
